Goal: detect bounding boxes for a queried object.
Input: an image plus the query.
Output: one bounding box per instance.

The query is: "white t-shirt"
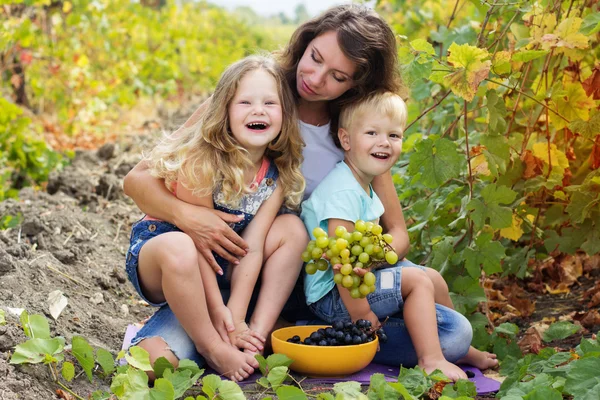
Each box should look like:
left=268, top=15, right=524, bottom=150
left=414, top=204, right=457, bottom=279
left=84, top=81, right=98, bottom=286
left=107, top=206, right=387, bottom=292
left=300, top=121, right=344, bottom=199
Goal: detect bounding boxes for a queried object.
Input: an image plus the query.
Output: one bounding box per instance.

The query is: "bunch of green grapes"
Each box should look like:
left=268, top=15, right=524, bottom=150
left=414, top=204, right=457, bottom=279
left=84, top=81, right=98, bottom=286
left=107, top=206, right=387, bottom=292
left=302, top=220, right=399, bottom=299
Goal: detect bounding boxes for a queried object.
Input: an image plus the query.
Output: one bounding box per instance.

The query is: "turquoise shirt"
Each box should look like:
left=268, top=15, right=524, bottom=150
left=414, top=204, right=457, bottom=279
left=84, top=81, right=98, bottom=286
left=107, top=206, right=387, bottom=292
left=300, top=161, right=385, bottom=304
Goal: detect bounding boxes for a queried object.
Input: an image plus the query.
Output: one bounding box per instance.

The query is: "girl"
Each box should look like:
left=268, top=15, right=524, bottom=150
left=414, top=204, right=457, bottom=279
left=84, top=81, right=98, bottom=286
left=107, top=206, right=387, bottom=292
left=124, top=4, right=497, bottom=378
left=125, top=55, right=305, bottom=382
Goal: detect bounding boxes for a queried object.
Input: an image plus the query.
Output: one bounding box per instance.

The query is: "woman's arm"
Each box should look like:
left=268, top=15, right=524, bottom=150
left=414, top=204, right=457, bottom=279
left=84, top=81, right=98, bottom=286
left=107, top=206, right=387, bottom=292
left=372, top=170, right=410, bottom=259
left=328, top=218, right=378, bottom=327
left=227, top=185, right=284, bottom=324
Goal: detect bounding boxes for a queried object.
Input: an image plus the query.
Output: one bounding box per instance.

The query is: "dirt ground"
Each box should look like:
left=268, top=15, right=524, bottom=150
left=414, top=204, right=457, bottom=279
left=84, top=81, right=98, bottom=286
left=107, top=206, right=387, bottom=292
left=0, top=124, right=598, bottom=399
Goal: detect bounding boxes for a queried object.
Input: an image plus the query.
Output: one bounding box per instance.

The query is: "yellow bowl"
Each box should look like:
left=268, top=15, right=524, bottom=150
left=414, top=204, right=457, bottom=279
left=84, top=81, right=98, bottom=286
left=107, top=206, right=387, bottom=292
left=271, top=325, right=378, bottom=377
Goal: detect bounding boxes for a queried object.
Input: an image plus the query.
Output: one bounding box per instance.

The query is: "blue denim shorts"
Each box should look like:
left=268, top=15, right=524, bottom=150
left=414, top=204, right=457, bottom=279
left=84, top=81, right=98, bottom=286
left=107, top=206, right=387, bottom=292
left=309, top=259, right=425, bottom=323
left=125, top=219, right=230, bottom=307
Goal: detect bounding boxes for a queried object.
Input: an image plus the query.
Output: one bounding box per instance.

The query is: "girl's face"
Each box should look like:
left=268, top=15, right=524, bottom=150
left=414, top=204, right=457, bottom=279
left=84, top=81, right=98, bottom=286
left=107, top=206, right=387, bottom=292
left=296, top=31, right=356, bottom=102
left=228, top=69, right=283, bottom=157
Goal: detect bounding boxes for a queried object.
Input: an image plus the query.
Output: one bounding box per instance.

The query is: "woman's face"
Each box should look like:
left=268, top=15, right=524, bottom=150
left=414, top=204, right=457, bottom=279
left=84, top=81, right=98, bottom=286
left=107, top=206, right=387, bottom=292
left=296, top=31, right=356, bottom=103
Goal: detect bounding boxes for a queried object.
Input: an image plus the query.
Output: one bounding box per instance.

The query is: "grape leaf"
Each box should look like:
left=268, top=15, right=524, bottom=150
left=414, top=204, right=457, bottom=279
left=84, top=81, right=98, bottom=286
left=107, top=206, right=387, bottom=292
left=333, top=381, right=365, bottom=399
left=569, top=111, right=600, bottom=139
left=411, top=38, right=436, bottom=55
left=500, top=214, right=524, bottom=241
left=486, top=90, right=507, bottom=133
left=266, top=353, right=293, bottom=371
left=367, top=373, right=403, bottom=399
left=467, top=183, right=517, bottom=229
left=61, top=361, right=75, bottom=382
left=543, top=321, right=581, bottom=342
left=152, top=356, right=174, bottom=379
left=565, top=192, right=597, bottom=224
left=444, top=43, right=491, bottom=101
left=481, top=134, right=509, bottom=176
left=125, top=345, right=153, bottom=372
left=463, top=233, right=505, bottom=278
left=201, top=374, right=222, bottom=398
left=150, top=378, right=175, bottom=400
left=564, top=358, right=600, bottom=399
left=492, top=51, right=512, bottom=75
left=408, top=138, right=463, bottom=188
left=72, top=336, right=95, bottom=382
left=20, top=311, right=50, bottom=339
left=267, top=366, right=289, bottom=390
left=276, top=385, right=308, bottom=400
left=495, top=323, right=519, bottom=339
left=581, top=218, right=600, bottom=255
left=580, top=12, right=600, bottom=35
left=163, top=368, right=203, bottom=399
left=512, top=49, right=549, bottom=62
left=541, top=17, right=590, bottom=52
left=95, top=348, right=115, bottom=376
left=10, top=337, right=65, bottom=365
left=550, top=82, right=595, bottom=130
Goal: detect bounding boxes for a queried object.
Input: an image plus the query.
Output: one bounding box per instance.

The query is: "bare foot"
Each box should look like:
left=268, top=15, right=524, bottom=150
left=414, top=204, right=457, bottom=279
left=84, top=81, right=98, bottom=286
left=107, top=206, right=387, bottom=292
left=457, top=346, right=498, bottom=370
left=420, top=358, right=468, bottom=382
left=228, top=321, right=266, bottom=354
left=204, top=341, right=258, bottom=382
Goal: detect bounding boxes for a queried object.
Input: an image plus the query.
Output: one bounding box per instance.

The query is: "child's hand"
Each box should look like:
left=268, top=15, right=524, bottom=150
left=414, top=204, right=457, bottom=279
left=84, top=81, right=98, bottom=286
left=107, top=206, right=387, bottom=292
left=228, top=321, right=266, bottom=354
left=209, top=305, right=236, bottom=345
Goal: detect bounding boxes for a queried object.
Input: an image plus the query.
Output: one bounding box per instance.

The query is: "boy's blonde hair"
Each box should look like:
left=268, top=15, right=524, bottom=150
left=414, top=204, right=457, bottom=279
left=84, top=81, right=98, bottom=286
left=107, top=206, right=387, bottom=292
left=339, top=91, right=408, bottom=133
left=145, top=55, right=305, bottom=209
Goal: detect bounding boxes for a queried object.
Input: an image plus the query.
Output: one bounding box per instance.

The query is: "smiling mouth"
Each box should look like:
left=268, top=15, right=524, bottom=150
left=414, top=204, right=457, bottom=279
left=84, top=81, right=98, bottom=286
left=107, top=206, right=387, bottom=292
left=371, top=153, right=390, bottom=160
left=301, top=78, right=317, bottom=95
left=247, top=122, right=269, bottom=130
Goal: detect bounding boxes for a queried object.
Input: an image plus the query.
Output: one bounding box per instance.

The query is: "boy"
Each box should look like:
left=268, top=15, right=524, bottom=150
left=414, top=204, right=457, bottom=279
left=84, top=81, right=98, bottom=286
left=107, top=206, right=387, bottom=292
left=301, top=92, right=497, bottom=381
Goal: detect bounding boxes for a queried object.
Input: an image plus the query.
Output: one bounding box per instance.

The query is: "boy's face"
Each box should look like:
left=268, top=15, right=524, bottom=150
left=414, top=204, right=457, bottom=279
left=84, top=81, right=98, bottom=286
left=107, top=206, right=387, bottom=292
left=339, top=111, right=403, bottom=180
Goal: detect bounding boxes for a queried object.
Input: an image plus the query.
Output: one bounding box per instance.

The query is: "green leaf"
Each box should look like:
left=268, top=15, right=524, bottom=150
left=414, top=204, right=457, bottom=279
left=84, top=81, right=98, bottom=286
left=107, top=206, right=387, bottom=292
left=565, top=192, right=597, bottom=224
left=444, top=43, right=491, bottom=101
left=398, top=367, right=430, bottom=398
left=276, top=385, right=308, bottom=400
left=463, top=233, right=505, bottom=278
left=218, top=380, right=246, bottom=400
left=266, top=353, right=294, bottom=371
left=481, top=135, right=510, bottom=176
left=0, top=309, right=5, bottom=326
left=267, top=365, right=289, bottom=390
left=495, top=323, right=519, bottom=339
left=430, top=237, right=455, bottom=275
left=486, top=90, right=507, bottom=134
left=386, top=382, right=415, bottom=400
left=581, top=218, right=600, bottom=255
left=543, top=321, right=581, bottom=342
left=564, top=358, right=600, bottom=399
left=580, top=12, right=600, bottom=35
left=257, top=377, right=270, bottom=388
left=125, top=345, right=153, bottom=371
left=317, top=394, right=335, bottom=400
left=367, top=373, right=401, bottom=400
left=512, top=50, right=549, bottom=62
left=408, top=138, right=463, bottom=188
left=411, top=38, right=436, bottom=55
left=61, top=361, right=75, bottom=382
left=523, top=386, right=563, bottom=400
left=467, top=183, right=517, bottom=229
left=96, top=348, right=115, bottom=376
left=442, top=378, right=477, bottom=397
left=150, top=378, right=175, bottom=400
left=152, top=356, right=175, bottom=379
left=20, top=311, right=50, bottom=339
left=10, top=337, right=65, bottom=365
left=177, top=359, right=202, bottom=376
left=163, top=368, right=203, bottom=399
left=569, top=111, right=600, bottom=139
left=91, top=390, right=112, bottom=400
left=72, top=336, right=95, bottom=382
left=255, top=354, right=268, bottom=375
left=201, top=374, right=222, bottom=398
left=333, top=381, right=365, bottom=399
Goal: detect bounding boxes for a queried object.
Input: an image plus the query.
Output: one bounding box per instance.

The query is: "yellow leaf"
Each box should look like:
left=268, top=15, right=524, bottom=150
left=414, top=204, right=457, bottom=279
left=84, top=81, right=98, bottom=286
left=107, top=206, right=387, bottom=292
left=532, top=143, right=569, bottom=170
left=550, top=82, right=595, bottom=130
left=554, top=191, right=567, bottom=200
left=76, top=54, right=89, bottom=68
left=500, top=214, right=524, bottom=241
left=63, top=1, right=72, bottom=13
left=492, top=51, right=512, bottom=75
left=470, top=154, right=491, bottom=176
left=541, top=17, right=589, bottom=53
left=525, top=9, right=557, bottom=44
left=444, top=43, right=491, bottom=101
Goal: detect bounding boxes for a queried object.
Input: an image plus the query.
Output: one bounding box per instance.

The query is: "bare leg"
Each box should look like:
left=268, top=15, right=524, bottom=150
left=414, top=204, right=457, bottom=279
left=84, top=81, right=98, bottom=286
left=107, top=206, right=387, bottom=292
left=424, top=268, right=498, bottom=369
left=246, top=214, right=308, bottom=351
left=137, top=232, right=258, bottom=381
left=401, top=268, right=467, bottom=381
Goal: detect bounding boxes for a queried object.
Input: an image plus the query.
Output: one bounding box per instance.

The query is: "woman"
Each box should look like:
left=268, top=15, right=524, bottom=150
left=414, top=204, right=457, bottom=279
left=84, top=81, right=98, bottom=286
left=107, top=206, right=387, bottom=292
left=123, top=4, right=491, bottom=380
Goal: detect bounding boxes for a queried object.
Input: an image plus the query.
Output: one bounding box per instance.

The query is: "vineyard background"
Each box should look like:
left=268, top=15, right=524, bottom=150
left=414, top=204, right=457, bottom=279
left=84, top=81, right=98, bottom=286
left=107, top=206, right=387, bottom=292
left=1, top=0, right=600, bottom=399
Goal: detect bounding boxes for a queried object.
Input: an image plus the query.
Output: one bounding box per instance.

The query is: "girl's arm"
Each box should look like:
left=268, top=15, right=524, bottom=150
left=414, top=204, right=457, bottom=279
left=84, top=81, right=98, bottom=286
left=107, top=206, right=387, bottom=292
left=227, top=185, right=284, bottom=325
left=328, top=218, right=379, bottom=327
left=372, top=170, right=410, bottom=259
left=123, top=98, right=249, bottom=272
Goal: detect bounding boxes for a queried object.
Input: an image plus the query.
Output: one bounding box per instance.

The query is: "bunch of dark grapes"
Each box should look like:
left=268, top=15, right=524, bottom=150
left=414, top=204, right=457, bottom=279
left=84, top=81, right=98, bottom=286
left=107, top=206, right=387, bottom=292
left=286, top=319, right=388, bottom=346
left=302, top=220, right=399, bottom=298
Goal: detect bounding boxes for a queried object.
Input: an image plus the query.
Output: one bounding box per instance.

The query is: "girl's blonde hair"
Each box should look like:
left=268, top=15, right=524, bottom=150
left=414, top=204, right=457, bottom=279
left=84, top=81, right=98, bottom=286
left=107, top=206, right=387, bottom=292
left=146, top=55, right=305, bottom=209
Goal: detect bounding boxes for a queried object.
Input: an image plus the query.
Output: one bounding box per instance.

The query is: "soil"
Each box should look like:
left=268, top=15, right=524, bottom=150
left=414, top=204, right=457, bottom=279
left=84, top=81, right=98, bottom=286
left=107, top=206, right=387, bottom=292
left=0, top=124, right=597, bottom=399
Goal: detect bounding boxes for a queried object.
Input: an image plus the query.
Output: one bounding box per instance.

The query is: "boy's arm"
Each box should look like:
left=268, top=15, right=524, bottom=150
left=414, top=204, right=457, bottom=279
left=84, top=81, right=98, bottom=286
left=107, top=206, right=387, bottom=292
left=328, top=218, right=379, bottom=327
left=227, top=185, right=284, bottom=324
left=372, top=170, right=410, bottom=259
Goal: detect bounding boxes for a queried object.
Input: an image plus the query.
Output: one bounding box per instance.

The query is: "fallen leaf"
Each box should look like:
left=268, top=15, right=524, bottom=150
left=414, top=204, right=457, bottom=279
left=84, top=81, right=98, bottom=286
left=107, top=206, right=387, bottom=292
left=575, top=309, right=600, bottom=329
left=56, top=389, right=75, bottom=400
left=48, top=290, right=68, bottom=320
left=518, top=326, right=543, bottom=354
left=558, top=255, right=583, bottom=285
left=546, top=282, right=571, bottom=294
